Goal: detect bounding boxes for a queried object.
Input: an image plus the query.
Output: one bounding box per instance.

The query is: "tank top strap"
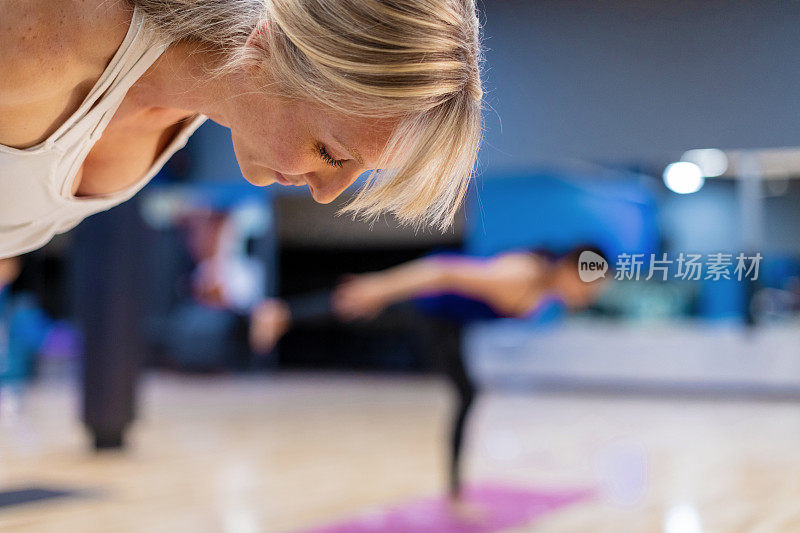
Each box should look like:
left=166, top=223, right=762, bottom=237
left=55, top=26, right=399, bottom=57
left=52, top=6, right=172, bottom=148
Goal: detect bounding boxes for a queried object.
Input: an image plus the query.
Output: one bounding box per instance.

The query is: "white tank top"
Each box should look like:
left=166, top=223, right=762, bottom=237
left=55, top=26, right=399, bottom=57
left=0, top=6, right=207, bottom=259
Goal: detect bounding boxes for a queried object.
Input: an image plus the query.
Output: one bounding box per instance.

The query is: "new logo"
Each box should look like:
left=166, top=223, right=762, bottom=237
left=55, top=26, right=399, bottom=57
left=578, top=250, right=608, bottom=282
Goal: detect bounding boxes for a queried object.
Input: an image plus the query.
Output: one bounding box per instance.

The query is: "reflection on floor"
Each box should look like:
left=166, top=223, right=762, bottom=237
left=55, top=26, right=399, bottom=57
left=1, top=372, right=800, bottom=532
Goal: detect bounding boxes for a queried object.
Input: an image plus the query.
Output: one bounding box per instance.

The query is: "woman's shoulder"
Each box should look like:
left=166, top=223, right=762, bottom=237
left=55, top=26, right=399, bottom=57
left=0, top=0, right=132, bottom=101
left=0, top=0, right=133, bottom=147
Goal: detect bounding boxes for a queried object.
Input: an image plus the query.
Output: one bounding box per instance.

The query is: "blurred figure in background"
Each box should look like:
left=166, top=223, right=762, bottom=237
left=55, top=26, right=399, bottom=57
left=251, top=247, right=607, bottom=352
left=249, top=246, right=609, bottom=502
left=148, top=203, right=266, bottom=372
left=0, top=257, right=46, bottom=388
left=0, top=257, right=81, bottom=410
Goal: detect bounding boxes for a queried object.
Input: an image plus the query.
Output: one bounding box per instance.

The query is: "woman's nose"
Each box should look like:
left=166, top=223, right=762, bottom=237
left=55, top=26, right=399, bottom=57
left=308, top=167, right=363, bottom=204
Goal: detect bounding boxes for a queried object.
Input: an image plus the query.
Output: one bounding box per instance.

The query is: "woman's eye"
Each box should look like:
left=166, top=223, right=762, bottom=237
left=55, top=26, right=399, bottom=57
left=317, top=144, right=346, bottom=168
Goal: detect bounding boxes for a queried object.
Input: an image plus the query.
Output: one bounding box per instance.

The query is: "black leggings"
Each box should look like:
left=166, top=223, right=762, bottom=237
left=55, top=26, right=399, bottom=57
left=422, top=319, right=475, bottom=498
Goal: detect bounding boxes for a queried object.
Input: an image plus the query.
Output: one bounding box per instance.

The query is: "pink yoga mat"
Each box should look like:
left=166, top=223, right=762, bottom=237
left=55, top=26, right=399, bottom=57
left=294, top=483, right=593, bottom=533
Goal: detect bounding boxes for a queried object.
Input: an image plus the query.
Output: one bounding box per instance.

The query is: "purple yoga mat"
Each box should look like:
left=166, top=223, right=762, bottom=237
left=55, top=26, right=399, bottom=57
left=294, top=483, right=593, bottom=533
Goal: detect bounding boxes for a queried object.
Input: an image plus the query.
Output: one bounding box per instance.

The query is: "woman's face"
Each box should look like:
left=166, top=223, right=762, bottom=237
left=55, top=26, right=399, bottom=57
left=212, top=80, right=396, bottom=204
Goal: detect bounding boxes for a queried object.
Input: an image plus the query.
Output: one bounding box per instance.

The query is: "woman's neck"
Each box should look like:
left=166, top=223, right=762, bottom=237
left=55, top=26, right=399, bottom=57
left=128, top=41, right=232, bottom=124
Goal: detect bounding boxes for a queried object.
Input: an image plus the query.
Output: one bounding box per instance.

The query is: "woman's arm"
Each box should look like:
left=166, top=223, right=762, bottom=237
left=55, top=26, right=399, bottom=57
left=250, top=252, right=546, bottom=352
left=330, top=256, right=450, bottom=320
left=332, top=253, right=545, bottom=320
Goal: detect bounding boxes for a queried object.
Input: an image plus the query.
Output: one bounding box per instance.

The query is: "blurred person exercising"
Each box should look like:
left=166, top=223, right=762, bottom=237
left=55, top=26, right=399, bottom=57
left=0, top=257, right=73, bottom=391
left=150, top=205, right=265, bottom=370
left=249, top=247, right=610, bottom=500
left=0, top=0, right=483, bottom=259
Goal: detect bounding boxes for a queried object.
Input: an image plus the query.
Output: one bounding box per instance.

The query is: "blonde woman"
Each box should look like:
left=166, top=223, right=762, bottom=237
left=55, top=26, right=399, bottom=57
left=0, top=0, right=483, bottom=258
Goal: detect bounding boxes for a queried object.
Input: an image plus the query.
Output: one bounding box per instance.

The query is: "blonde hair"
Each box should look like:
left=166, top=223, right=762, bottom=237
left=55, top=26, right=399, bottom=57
left=131, top=0, right=483, bottom=228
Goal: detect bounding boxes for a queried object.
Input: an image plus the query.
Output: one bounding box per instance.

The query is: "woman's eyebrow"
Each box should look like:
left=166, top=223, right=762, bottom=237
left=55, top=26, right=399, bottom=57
left=332, top=135, right=365, bottom=167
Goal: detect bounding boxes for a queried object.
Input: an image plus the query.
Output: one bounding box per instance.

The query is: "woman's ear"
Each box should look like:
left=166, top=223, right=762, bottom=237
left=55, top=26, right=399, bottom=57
left=241, top=21, right=270, bottom=77
left=245, top=20, right=270, bottom=54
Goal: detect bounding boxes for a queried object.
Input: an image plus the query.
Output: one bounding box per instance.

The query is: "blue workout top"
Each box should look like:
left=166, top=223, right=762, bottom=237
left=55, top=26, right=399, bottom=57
left=414, top=292, right=566, bottom=325
left=411, top=250, right=568, bottom=325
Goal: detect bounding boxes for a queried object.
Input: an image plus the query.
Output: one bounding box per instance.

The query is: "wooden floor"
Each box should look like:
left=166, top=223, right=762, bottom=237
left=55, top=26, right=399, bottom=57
left=2, top=372, right=800, bottom=532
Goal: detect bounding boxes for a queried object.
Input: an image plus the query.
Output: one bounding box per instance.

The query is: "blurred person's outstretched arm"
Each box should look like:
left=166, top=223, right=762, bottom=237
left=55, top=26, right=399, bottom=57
left=249, top=249, right=607, bottom=354
left=331, top=253, right=546, bottom=320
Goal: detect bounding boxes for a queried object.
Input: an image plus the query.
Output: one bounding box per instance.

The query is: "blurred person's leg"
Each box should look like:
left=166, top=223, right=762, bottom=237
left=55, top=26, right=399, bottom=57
left=71, top=200, right=148, bottom=450
left=422, top=318, right=476, bottom=499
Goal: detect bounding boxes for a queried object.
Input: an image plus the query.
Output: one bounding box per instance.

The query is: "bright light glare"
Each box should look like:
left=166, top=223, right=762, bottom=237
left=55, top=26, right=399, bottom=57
left=681, top=149, right=728, bottom=177
left=663, top=504, right=703, bottom=533
left=663, top=162, right=705, bottom=194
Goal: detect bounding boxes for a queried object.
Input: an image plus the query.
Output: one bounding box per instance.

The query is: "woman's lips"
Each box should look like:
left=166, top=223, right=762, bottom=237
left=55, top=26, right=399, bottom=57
left=274, top=172, right=292, bottom=186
